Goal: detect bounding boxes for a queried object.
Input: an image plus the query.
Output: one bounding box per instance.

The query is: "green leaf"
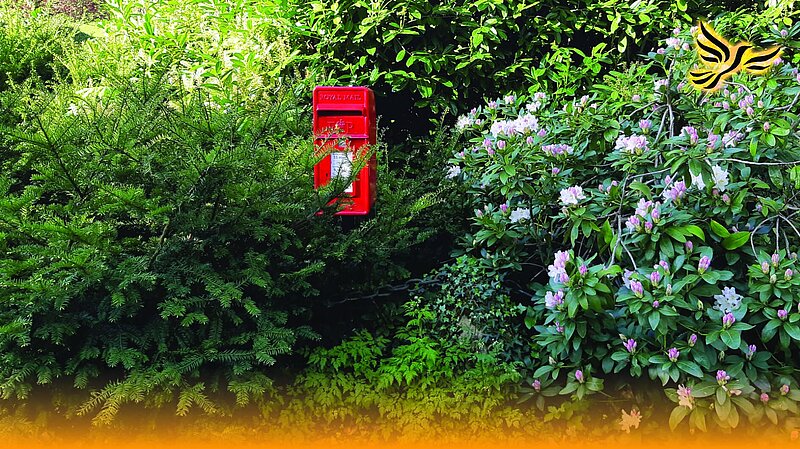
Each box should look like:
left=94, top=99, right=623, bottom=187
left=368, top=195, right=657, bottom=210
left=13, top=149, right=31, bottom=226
left=720, top=329, right=741, bottom=349
left=722, top=231, right=750, bottom=250
left=710, top=219, right=730, bottom=238
left=676, top=360, right=703, bottom=378
left=691, top=382, right=717, bottom=398
left=648, top=312, right=660, bottom=330
left=784, top=323, right=800, bottom=341
left=682, top=225, right=705, bottom=242
left=669, top=405, right=690, bottom=430
left=629, top=181, right=651, bottom=199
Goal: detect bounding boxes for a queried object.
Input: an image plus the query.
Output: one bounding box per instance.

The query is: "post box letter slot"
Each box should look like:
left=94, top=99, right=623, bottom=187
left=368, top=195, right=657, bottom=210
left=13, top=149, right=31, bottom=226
left=316, top=110, right=363, bottom=116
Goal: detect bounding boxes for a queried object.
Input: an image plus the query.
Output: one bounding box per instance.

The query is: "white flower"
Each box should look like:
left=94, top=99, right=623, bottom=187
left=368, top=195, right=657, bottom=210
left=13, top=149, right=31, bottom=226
left=509, top=207, right=531, bottom=223
left=445, top=165, right=462, bottom=179
left=559, top=186, right=586, bottom=206
left=713, top=287, right=742, bottom=313
left=455, top=115, right=473, bottom=130
left=711, top=165, right=729, bottom=191
left=690, top=171, right=706, bottom=190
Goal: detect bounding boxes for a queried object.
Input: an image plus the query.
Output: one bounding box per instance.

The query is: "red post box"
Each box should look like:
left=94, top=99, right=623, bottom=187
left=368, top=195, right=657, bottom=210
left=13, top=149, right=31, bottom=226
left=313, top=86, right=377, bottom=215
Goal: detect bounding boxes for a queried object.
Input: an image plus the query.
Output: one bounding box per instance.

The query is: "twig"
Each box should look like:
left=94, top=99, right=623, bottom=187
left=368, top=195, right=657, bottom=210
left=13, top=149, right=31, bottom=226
left=711, top=158, right=800, bottom=167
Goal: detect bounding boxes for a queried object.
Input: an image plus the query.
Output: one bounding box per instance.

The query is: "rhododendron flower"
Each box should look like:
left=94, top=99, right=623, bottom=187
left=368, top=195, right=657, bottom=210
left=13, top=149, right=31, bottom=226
left=722, top=130, right=744, bottom=147
left=711, top=165, right=729, bottom=191
left=630, top=280, right=644, bottom=297
left=445, top=165, right=462, bottom=179
left=782, top=384, right=790, bottom=395
left=713, top=287, right=742, bottom=313
left=722, top=312, right=736, bottom=328
left=547, top=250, right=570, bottom=280
left=560, top=186, right=586, bottom=206
left=652, top=300, right=660, bottom=308
left=509, top=207, right=531, bottom=223
left=639, top=119, right=652, bottom=132
left=532, top=379, right=542, bottom=391
left=455, top=115, right=473, bottom=130
left=761, top=261, right=771, bottom=274
left=746, top=344, right=757, bottom=360
left=698, top=256, right=711, bottom=273
left=499, top=203, right=508, bottom=213
left=786, top=269, right=794, bottom=280
left=688, top=334, right=698, bottom=347
left=650, top=271, right=661, bottom=285
left=689, top=172, right=706, bottom=190
left=761, top=393, right=770, bottom=403
left=662, top=180, right=687, bottom=202
left=685, top=241, right=693, bottom=252
left=772, top=253, right=780, bottom=266
left=682, top=126, right=699, bottom=144
left=778, top=309, right=789, bottom=320
left=545, top=290, right=565, bottom=309
left=717, top=370, right=730, bottom=384
left=635, top=199, right=653, bottom=218
left=615, top=134, right=649, bottom=154
left=677, top=385, right=693, bottom=408
left=668, top=347, right=680, bottom=362
left=542, top=143, right=574, bottom=157
left=665, top=37, right=682, bottom=49
left=624, top=338, right=637, bottom=353
left=619, top=409, right=641, bottom=433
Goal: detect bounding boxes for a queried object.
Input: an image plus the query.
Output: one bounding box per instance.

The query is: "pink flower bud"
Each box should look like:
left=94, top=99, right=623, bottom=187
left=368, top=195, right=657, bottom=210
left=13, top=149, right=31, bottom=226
left=698, top=256, right=711, bottom=273
left=650, top=271, right=661, bottom=285
left=575, top=370, right=584, bottom=383
left=668, top=347, right=680, bottom=362
left=786, top=269, right=794, bottom=281
left=722, top=312, right=735, bottom=328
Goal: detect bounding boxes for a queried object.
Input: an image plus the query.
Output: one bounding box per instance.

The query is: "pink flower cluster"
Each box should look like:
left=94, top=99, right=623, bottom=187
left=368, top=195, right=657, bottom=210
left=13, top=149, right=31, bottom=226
left=625, top=198, right=661, bottom=233
left=542, top=143, right=574, bottom=157
left=662, top=175, right=687, bottom=202
left=614, top=134, right=649, bottom=155
left=548, top=250, right=571, bottom=283
left=490, top=114, right=539, bottom=137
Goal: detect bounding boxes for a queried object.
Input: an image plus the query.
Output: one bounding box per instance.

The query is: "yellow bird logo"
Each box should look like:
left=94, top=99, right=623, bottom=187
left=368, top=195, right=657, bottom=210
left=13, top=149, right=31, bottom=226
left=688, top=21, right=782, bottom=92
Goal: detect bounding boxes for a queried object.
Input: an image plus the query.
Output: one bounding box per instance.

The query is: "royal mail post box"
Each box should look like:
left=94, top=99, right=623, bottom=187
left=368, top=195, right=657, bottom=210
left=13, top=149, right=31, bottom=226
left=313, top=86, right=377, bottom=215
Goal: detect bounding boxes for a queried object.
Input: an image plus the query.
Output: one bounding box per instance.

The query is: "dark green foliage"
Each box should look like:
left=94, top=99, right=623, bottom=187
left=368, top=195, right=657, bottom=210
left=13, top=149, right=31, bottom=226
left=408, top=256, right=530, bottom=363
left=292, top=0, right=762, bottom=130
left=0, top=62, right=449, bottom=421
left=0, top=72, right=324, bottom=420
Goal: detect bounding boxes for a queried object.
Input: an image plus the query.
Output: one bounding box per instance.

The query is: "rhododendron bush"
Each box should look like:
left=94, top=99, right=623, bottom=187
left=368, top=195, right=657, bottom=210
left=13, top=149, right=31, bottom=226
left=448, top=21, right=800, bottom=431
